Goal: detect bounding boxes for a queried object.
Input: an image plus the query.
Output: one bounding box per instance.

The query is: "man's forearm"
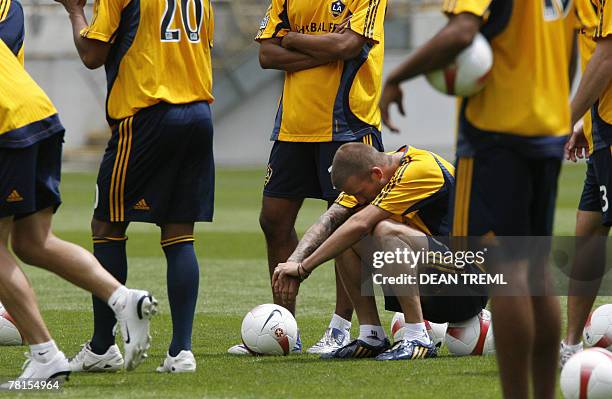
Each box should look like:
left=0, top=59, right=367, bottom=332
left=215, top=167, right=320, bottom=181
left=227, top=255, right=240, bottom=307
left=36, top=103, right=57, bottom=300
left=571, top=43, right=612, bottom=124
left=65, top=8, right=90, bottom=63
left=287, top=204, right=352, bottom=263
left=387, top=14, right=480, bottom=85
left=260, top=40, right=329, bottom=72
left=283, top=33, right=348, bottom=62
left=301, top=216, right=371, bottom=272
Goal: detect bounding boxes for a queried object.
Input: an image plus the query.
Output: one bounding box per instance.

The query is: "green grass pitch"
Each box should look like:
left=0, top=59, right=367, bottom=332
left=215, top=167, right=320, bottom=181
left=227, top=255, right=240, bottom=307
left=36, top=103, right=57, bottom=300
left=0, top=162, right=607, bottom=398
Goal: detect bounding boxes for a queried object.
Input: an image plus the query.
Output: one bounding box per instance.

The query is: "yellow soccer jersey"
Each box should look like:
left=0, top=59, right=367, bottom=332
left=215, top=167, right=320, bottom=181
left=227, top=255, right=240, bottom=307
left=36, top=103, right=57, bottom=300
left=575, top=0, right=612, bottom=153
left=255, top=0, right=386, bottom=142
left=444, top=0, right=574, bottom=138
left=0, top=0, right=25, bottom=65
left=81, top=0, right=214, bottom=124
left=336, top=146, right=455, bottom=236
left=0, top=41, right=62, bottom=148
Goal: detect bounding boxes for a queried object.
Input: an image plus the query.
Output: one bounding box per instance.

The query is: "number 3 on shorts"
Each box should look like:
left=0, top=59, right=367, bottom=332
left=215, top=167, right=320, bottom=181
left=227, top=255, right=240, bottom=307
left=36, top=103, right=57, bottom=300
left=601, top=185, right=609, bottom=213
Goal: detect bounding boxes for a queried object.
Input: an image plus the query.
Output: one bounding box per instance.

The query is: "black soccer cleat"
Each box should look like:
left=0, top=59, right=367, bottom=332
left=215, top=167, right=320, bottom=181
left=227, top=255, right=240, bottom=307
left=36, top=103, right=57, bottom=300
left=375, top=339, right=438, bottom=361
left=320, top=337, right=391, bottom=359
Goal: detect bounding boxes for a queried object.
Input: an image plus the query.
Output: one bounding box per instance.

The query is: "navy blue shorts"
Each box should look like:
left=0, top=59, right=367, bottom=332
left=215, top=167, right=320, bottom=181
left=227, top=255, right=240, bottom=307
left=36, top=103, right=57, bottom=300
left=263, top=133, right=384, bottom=201
left=578, top=147, right=612, bottom=226
left=94, top=102, right=214, bottom=224
left=451, top=147, right=561, bottom=236
left=0, top=132, right=63, bottom=219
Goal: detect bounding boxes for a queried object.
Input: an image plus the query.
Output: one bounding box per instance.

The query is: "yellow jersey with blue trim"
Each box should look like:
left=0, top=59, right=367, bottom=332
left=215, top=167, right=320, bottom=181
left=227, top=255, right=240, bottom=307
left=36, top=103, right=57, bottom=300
left=336, top=146, right=455, bottom=236
left=255, top=0, right=386, bottom=142
left=444, top=0, right=574, bottom=155
left=575, top=0, right=612, bottom=154
left=0, top=40, right=62, bottom=148
left=0, top=0, right=24, bottom=64
left=81, top=0, right=214, bottom=124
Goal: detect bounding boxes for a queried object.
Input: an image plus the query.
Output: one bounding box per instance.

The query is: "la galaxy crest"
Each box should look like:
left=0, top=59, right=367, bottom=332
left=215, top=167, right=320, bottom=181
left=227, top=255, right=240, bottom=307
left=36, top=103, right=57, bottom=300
left=330, top=0, right=345, bottom=18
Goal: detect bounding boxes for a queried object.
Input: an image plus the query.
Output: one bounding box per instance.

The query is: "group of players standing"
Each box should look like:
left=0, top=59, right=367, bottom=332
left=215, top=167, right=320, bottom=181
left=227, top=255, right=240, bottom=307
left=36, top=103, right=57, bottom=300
left=0, top=0, right=610, bottom=398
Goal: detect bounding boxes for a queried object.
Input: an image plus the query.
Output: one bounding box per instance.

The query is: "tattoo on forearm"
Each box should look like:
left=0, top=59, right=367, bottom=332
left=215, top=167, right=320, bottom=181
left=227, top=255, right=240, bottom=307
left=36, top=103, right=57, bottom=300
left=288, top=204, right=351, bottom=262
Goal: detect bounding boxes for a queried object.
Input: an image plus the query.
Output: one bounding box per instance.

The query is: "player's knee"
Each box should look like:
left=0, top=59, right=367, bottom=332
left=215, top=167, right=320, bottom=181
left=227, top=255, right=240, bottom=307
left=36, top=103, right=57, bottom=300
left=259, top=211, right=290, bottom=240
left=91, top=218, right=126, bottom=238
left=11, top=233, right=46, bottom=265
left=371, top=219, right=399, bottom=239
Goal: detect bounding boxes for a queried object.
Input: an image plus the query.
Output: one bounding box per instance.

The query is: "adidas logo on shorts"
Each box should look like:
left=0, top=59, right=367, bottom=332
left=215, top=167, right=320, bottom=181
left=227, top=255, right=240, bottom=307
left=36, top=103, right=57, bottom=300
left=6, top=190, right=23, bottom=203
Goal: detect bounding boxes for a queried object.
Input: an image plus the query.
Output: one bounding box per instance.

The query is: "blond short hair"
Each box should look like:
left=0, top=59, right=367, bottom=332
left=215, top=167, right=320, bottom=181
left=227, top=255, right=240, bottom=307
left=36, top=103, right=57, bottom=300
left=331, top=143, right=384, bottom=189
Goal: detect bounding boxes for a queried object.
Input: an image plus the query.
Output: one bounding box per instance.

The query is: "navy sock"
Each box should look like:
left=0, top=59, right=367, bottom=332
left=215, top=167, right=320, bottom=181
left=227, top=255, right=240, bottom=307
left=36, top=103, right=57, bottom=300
left=90, top=237, right=128, bottom=355
left=162, top=237, right=199, bottom=357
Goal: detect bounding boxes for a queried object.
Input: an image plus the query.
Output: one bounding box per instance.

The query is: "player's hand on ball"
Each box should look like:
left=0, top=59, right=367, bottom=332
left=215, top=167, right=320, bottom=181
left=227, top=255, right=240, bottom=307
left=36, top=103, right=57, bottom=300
left=380, top=81, right=404, bottom=133
left=564, top=120, right=588, bottom=162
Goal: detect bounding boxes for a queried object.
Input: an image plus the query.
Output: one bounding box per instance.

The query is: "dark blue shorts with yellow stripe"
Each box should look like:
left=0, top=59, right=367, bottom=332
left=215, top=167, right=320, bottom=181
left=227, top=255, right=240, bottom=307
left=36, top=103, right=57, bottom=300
left=93, top=101, right=214, bottom=224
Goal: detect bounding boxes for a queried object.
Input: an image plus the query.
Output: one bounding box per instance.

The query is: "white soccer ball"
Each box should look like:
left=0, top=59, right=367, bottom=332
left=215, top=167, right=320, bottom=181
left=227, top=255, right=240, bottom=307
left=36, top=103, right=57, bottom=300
left=0, top=302, right=23, bottom=346
left=241, top=304, right=298, bottom=355
left=389, top=312, right=447, bottom=348
left=446, top=309, right=495, bottom=356
left=584, top=304, right=612, bottom=350
left=561, top=348, right=612, bottom=399
left=426, top=32, right=493, bottom=97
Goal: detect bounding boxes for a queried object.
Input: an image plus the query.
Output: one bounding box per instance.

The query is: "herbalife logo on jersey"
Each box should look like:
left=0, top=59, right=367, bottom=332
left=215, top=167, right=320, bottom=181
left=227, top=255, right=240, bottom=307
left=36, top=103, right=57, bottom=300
left=330, top=0, right=345, bottom=17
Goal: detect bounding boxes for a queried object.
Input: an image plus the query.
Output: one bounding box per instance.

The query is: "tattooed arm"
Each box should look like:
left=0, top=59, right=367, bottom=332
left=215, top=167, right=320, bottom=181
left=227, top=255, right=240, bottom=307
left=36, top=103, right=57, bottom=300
left=287, top=204, right=354, bottom=263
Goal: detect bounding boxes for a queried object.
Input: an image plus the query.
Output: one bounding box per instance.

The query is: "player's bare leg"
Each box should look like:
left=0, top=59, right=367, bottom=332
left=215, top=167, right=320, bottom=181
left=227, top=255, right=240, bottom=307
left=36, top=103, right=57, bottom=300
left=260, top=196, right=303, bottom=314
left=490, top=262, right=533, bottom=399
left=328, top=200, right=355, bottom=323
left=11, top=208, right=157, bottom=371
left=532, top=295, right=561, bottom=399
left=372, top=220, right=427, bottom=325
left=307, top=203, right=355, bottom=355
left=0, top=217, right=51, bottom=345
left=321, top=242, right=389, bottom=359
left=566, top=211, right=610, bottom=346
left=372, top=220, right=436, bottom=361
left=0, top=216, right=69, bottom=384
left=11, top=208, right=120, bottom=300
left=335, top=245, right=380, bottom=326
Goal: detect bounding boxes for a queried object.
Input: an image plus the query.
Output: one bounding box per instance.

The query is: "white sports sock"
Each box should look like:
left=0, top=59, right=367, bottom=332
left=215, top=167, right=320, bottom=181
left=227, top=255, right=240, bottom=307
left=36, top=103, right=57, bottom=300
left=329, top=314, right=351, bottom=332
left=30, top=340, right=59, bottom=364
left=108, top=285, right=130, bottom=315
left=403, top=322, right=431, bottom=345
left=359, top=324, right=386, bottom=346
left=562, top=340, right=583, bottom=350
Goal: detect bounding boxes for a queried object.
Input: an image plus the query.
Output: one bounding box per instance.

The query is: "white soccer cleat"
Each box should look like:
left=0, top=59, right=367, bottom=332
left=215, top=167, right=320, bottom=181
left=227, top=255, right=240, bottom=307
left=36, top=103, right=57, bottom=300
left=156, top=350, right=196, bottom=373
left=560, top=340, right=583, bottom=368
left=307, top=327, right=351, bottom=355
left=69, top=343, right=124, bottom=372
left=115, top=289, right=158, bottom=371
left=227, top=344, right=250, bottom=355
left=1, top=351, right=70, bottom=389
left=228, top=332, right=302, bottom=355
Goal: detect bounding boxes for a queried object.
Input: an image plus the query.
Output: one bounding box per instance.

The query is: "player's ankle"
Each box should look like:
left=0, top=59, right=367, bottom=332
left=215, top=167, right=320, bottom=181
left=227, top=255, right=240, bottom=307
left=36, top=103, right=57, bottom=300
left=403, top=322, right=431, bottom=345
left=358, top=324, right=386, bottom=346
left=30, top=340, right=59, bottom=364
left=107, top=285, right=130, bottom=315
left=329, top=313, right=351, bottom=331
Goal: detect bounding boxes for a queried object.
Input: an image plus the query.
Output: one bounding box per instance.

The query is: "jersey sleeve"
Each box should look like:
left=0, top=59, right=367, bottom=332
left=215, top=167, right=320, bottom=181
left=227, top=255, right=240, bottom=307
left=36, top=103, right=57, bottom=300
left=80, top=0, right=129, bottom=43
left=596, top=1, right=612, bottom=39
left=0, top=0, right=25, bottom=64
left=335, top=192, right=360, bottom=209
left=347, top=0, right=387, bottom=43
left=255, top=0, right=290, bottom=41
left=442, top=0, right=492, bottom=18
left=371, top=160, right=446, bottom=215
